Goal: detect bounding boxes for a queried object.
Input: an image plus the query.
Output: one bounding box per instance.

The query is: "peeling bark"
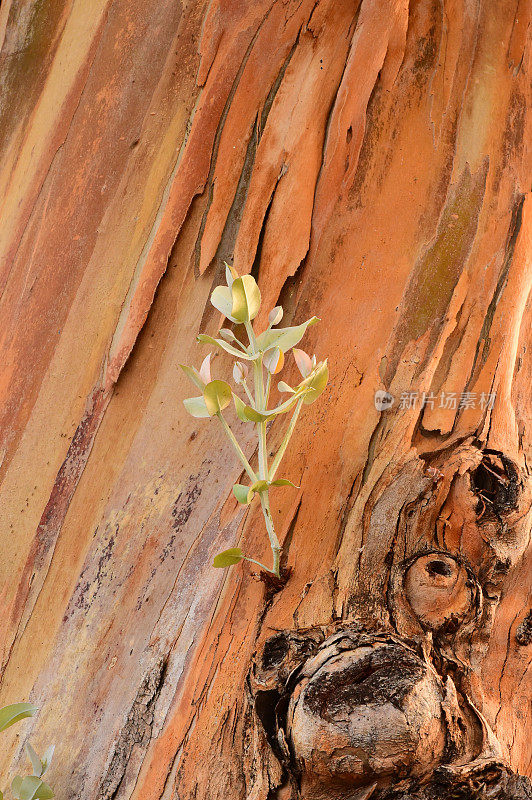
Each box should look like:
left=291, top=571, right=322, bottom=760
left=0, top=1, right=531, bottom=800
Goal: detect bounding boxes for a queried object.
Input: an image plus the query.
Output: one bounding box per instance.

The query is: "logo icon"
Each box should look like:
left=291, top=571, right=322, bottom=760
left=374, top=390, right=394, bottom=411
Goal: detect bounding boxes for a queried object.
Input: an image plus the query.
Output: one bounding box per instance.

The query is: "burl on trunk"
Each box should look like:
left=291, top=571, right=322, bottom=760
left=252, top=447, right=532, bottom=799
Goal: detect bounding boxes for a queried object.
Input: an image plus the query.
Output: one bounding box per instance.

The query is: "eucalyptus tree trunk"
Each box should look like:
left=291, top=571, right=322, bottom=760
left=0, top=1, right=531, bottom=799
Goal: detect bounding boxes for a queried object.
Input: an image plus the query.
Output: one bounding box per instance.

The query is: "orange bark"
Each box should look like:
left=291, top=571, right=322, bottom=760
left=0, top=1, right=530, bottom=798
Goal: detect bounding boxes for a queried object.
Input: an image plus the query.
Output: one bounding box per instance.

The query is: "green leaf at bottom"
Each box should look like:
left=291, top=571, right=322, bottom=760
left=213, top=548, right=244, bottom=568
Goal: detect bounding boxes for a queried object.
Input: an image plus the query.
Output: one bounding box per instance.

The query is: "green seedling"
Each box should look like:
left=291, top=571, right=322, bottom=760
left=0, top=704, right=54, bottom=800
left=181, top=264, right=328, bottom=577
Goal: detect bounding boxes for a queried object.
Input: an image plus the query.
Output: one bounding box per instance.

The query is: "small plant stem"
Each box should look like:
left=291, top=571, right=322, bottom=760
left=265, top=371, right=272, bottom=405
left=241, top=379, right=254, bottom=405
left=258, top=421, right=268, bottom=479
left=245, top=320, right=279, bottom=575
left=244, top=320, right=259, bottom=354
left=232, top=338, right=249, bottom=352
left=245, top=320, right=268, bottom=480
left=260, top=492, right=281, bottom=577
left=269, top=397, right=304, bottom=480
left=243, top=556, right=276, bottom=573
left=216, top=412, right=257, bottom=483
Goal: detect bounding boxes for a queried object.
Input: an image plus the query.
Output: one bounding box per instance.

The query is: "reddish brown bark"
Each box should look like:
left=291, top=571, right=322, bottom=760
left=0, top=1, right=531, bottom=799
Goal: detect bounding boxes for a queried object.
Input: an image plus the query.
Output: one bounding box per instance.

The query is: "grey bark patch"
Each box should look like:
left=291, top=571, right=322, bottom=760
left=302, top=645, right=425, bottom=716
left=374, top=763, right=532, bottom=799
left=97, top=656, right=167, bottom=800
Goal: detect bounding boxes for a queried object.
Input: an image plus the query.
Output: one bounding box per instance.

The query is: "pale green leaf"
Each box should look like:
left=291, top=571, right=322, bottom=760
left=302, top=360, right=329, bottom=404
left=179, top=364, right=205, bottom=392
left=211, top=285, right=236, bottom=320
left=40, top=746, right=54, bottom=776
left=224, top=261, right=238, bottom=287
left=268, top=306, right=283, bottom=326
left=1, top=787, right=4, bottom=799
left=197, top=334, right=254, bottom=360
left=293, top=348, right=312, bottom=378
left=26, top=743, right=43, bottom=777
left=18, top=776, right=54, bottom=800
left=183, top=396, right=210, bottom=418
left=231, top=275, right=261, bottom=322
left=242, top=391, right=303, bottom=421
left=263, top=347, right=284, bottom=375
left=0, top=704, right=37, bottom=732
left=213, top=548, right=244, bottom=568
left=34, top=783, right=54, bottom=800
left=243, top=405, right=269, bottom=422
left=247, top=480, right=270, bottom=502
left=232, top=484, right=251, bottom=504
left=232, top=394, right=269, bottom=422
left=233, top=393, right=249, bottom=422
left=11, top=776, right=22, bottom=799
left=203, top=380, right=232, bottom=416
left=198, top=353, right=212, bottom=384
left=246, top=479, right=298, bottom=502
left=255, top=317, right=319, bottom=353
left=219, top=328, right=243, bottom=345
left=264, top=391, right=305, bottom=417
left=234, top=389, right=303, bottom=422
left=233, top=362, right=248, bottom=385
left=277, top=381, right=295, bottom=393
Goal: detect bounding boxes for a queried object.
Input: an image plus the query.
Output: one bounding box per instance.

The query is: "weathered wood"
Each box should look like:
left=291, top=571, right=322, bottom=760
left=0, top=0, right=530, bottom=798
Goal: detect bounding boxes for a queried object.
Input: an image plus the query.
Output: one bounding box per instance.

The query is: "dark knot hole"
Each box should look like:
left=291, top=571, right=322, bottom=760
left=426, top=559, right=453, bottom=578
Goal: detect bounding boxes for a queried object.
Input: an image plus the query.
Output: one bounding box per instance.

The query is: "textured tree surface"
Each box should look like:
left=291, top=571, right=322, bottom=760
left=0, top=1, right=531, bottom=799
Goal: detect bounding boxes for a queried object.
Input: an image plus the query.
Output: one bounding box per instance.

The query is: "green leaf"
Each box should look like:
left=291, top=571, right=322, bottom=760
left=1, top=787, right=4, bottom=799
left=40, top=747, right=54, bottom=776
left=232, top=394, right=269, bottom=422
left=277, top=381, right=295, bottom=393
left=263, top=347, right=284, bottom=375
left=179, top=364, right=205, bottom=391
left=224, top=261, right=238, bottom=287
left=183, top=396, right=210, bottom=418
left=255, top=317, right=319, bottom=353
left=233, top=361, right=248, bottom=385
left=34, top=783, right=53, bottom=800
left=203, top=380, right=232, bottom=416
left=18, top=776, right=53, bottom=800
left=293, top=348, right=312, bottom=378
left=248, top=480, right=270, bottom=499
left=197, top=334, right=254, bottom=360
left=265, top=391, right=305, bottom=417
left=198, top=353, right=212, bottom=384
left=0, top=703, right=37, bottom=732
left=302, top=360, right=328, bottom=404
left=234, top=389, right=304, bottom=422
left=11, top=777, right=22, bottom=799
left=213, top=548, right=244, bottom=568
left=219, top=328, right=243, bottom=345
left=231, top=276, right=261, bottom=322
left=232, top=484, right=251, bottom=504
left=233, top=393, right=249, bottom=422
left=247, top=478, right=298, bottom=502
left=268, top=306, right=283, bottom=326
left=242, top=405, right=269, bottom=422
left=26, top=743, right=43, bottom=777
left=211, top=285, right=236, bottom=320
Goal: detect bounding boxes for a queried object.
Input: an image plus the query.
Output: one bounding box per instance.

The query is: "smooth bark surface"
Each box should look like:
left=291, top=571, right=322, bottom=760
left=0, top=1, right=530, bottom=798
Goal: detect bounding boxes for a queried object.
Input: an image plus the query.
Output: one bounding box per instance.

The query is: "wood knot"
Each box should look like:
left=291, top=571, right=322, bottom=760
left=403, top=553, right=476, bottom=632
left=516, top=611, right=532, bottom=646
